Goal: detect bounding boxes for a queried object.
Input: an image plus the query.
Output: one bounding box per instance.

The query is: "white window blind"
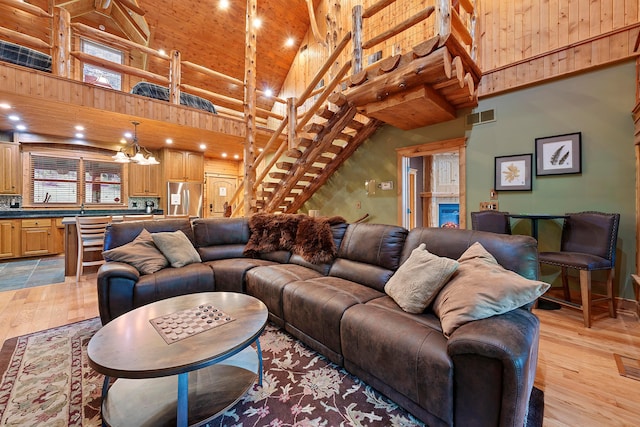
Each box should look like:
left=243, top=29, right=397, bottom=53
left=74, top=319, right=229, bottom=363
left=84, top=160, right=123, bottom=204
left=31, top=155, right=79, bottom=204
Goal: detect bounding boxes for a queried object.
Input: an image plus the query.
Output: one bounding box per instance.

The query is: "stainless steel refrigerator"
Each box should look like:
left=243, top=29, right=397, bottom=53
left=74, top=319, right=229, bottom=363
left=167, top=182, right=203, bottom=217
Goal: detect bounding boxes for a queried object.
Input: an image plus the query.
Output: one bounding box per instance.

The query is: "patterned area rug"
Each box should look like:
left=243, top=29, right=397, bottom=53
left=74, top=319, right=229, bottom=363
left=0, top=318, right=544, bottom=426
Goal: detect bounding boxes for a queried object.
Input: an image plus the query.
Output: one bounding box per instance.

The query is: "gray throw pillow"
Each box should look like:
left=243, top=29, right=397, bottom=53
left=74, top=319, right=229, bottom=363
left=384, top=243, right=459, bottom=313
left=152, top=230, right=202, bottom=268
left=102, top=229, right=168, bottom=275
left=433, top=242, right=550, bottom=338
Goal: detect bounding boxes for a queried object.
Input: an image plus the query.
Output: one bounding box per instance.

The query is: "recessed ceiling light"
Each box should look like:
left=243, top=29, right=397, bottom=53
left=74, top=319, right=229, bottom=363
left=285, top=37, right=295, bottom=47
left=199, top=143, right=206, bottom=150
left=264, top=88, right=273, bottom=97
left=233, top=154, right=239, bottom=159
left=124, top=132, right=132, bottom=138
left=219, top=0, right=229, bottom=9
left=166, top=138, right=173, bottom=144
left=221, top=153, right=228, bottom=158
left=75, top=125, right=85, bottom=131
left=75, top=133, right=84, bottom=138
left=8, top=114, right=20, bottom=121
left=253, top=18, right=262, bottom=28
left=16, top=124, right=27, bottom=131
left=158, top=49, right=166, bottom=56
left=98, top=24, right=106, bottom=31
left=258, top=148, right=264, bottom=152
left=120, top=138, right=127, bottom=144
left=0, top=103, right=11, bottom=109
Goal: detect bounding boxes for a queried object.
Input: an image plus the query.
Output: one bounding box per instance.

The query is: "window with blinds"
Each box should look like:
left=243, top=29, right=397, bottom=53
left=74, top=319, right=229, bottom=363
left=30, top=155, right=123, bottom=205
left=31, top=155, right=79, bottom=204
left=84, top=160, right=122, bottom=204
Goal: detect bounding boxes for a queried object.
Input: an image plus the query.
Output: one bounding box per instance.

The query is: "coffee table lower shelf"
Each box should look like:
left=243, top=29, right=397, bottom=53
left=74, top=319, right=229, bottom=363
left=102, top=346, right=259, bottom=427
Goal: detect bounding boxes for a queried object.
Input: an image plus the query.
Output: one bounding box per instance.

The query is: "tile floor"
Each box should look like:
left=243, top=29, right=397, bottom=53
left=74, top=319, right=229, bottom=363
left=0, top=256, right=65, bottom=291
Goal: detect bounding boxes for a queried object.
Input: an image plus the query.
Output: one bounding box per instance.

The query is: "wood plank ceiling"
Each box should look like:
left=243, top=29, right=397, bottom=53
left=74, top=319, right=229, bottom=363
left=0, top=0, right=321, bottom=159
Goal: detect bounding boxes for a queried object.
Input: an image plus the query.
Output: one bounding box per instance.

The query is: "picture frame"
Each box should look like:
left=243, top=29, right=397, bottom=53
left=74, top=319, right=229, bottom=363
left=535, top=132, right=582, bottom=176
left=494, top=154, right=532, bottom=191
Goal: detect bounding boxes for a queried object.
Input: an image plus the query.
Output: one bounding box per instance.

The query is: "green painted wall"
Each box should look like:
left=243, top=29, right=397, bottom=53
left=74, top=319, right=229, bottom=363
left=304, top=61, right=637, bottom=300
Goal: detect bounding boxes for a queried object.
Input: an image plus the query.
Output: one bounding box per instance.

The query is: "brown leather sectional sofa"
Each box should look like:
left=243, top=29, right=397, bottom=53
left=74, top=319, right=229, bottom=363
left=97, top=217, right=541, bottom=427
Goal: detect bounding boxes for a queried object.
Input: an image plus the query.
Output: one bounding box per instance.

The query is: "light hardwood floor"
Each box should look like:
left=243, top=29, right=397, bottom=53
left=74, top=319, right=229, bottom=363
left=0, top=275, right=639, bottom=426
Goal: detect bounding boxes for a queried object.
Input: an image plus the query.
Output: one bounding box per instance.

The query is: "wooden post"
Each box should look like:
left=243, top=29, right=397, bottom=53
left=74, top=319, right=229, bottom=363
left=169, top=50, right=181, bottom=106
left=436, top=0, right=451, bottom=39
left=352, top=5, right=363, bottom=74
left=287, top=97, right=297, bottom=150
left=244, top=0, right=257, bottom=215
left=469, top=0, right=477, bottom=60
left=52, top=7, right=71, bottom=78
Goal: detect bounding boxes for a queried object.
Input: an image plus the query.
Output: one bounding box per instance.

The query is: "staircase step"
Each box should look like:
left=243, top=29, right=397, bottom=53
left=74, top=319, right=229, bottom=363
left=276, top=161, right=293, bottom=171
left=328, top=92, right=348, bottom=107
left=303, top=122, right=324, bottom=134
left=269, top=172, right=286, bottom=180
left=325, top=145, right=343, bottom=154
left=347, top=119, right=364, bottom=131
left=285, top=148, right=303, bottom=158
left=313, top=155, right=334, bottom=165
left=316, top=106, right=334, bottom=119
left=306, top=166, right=323, bottom=175
left=293, top=185, right=307, bottom=191
left=297, top=137, right=313, bottom=148
left=262, top=182, right=280, bottom=189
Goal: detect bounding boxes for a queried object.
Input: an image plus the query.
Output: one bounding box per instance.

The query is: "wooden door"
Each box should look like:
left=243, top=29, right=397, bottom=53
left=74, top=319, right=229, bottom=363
left=164, top=149, right=186, bottom=181
left=0, top=143, right=20, bottom=194
left=0, top=220, right=19, bottom=259
left=185, top=152, right=204, bottom=181
left=205, top=176, right=237, bottom=217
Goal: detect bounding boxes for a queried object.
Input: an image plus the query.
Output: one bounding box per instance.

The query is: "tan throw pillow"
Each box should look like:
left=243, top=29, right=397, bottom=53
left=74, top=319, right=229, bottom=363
left=433, top=242, right=550, bottom=338
left=384, top=243, right=459, bottom=313
left=102, top=229, right=168, bottom=275
left=152, top=230, right=202, bottom=268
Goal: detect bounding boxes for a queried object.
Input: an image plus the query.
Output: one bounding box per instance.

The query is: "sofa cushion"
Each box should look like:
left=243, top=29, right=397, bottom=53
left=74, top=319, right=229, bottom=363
left=193, top=217, right=250, bottom=261
left=433, top=242, right=550, bottom=337
left=102, top=229, right=168, bottom=275
left=203, top=258, right=277, bottom=293
left=132, top=263, right=214, bottom=308
left=104, top=219, right=194, bottom=251
left=152, top=230, right=202, bottom=268
left=385, top=243, right=459, bottom=313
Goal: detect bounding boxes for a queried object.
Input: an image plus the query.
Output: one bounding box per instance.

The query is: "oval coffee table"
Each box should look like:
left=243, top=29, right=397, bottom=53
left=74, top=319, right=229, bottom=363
left=87, top=292, right=268, bottom=427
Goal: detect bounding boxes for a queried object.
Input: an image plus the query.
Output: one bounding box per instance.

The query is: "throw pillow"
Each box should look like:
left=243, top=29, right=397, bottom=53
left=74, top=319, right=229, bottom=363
left=152, top=230, right=202, bottom=268
left=102, top=229, right=169, bottom=275
left=384, top=243, right=459, bottom=313
left=433, top=242, right=550, bottom=338
left=292, top=216, right=339, bottom=264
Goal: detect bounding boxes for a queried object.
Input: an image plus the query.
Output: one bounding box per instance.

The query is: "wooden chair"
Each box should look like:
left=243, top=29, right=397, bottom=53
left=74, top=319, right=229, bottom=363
left=538, top=211, right=620, bottom=327
left=76, top=216, right=111, bottom=283
left=122, top=214, right=154, bottom=221
left=470, top=210, right=511, bottom=234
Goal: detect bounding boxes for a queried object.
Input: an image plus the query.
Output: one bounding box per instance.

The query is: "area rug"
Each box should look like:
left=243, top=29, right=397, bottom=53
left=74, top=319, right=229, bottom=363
left=0, top=256, right=65, bottom=291
left=0, top=318, right=544, bottom=426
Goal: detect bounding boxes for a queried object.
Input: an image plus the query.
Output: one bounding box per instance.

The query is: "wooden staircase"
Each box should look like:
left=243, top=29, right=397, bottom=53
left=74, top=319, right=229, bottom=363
left=233, top=0, right=480, bottom=216
left=258, top=96, right=382, bottom=213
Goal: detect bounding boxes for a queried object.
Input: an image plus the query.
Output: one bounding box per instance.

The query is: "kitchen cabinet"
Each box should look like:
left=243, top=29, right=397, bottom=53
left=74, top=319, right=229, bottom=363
left=163, top=149, right=204, bottom=182
left=21, top=218, right=53, bottom=256
left=129, top=161, right=161, bottom=196
left=0, top=220, right=20, bottom=259
left=0, top=142, right=20, bottom=194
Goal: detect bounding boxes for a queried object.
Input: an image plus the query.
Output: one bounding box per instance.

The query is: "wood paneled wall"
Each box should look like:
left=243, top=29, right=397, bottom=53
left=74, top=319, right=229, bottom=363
left=281, top=0, right=639, bottom=102
left=478, top=0, right=640, bottom=96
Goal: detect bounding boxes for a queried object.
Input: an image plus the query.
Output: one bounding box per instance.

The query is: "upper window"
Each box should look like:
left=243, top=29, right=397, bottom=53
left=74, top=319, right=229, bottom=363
left=81, top=39, right=123, bottom=90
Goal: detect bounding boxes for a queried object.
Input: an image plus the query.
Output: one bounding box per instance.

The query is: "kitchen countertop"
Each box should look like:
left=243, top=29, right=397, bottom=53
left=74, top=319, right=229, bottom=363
left=0, top=209, right=164, bottom=219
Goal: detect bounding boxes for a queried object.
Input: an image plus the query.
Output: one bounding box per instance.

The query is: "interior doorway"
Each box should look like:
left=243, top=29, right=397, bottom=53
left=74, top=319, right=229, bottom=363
left=204, top=174, right=237, bottom=218
left=396, top=138, right=466, bottom=230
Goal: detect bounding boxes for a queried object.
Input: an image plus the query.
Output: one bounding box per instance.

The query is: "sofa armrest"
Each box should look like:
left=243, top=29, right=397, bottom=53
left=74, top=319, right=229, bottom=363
left=447, top=309, right=540, bottom=427
left=97, top=262, right=140, bottom=325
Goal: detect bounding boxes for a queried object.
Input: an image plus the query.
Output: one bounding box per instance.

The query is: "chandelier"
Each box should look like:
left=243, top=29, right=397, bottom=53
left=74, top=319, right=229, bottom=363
left=112, top=121, right=160, bottom=165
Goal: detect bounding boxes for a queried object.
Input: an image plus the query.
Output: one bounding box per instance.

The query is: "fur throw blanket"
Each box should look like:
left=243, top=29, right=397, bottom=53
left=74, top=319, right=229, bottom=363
left=244, top=213, right=346, bottom=264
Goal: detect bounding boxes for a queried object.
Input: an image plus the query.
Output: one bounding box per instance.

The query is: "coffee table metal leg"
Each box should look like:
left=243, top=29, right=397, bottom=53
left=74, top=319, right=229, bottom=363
left=101, top=375, right=110, bottom=427
left=256, top=338, right=263, bottom=386
left=177, top=372, right=188, bottom=427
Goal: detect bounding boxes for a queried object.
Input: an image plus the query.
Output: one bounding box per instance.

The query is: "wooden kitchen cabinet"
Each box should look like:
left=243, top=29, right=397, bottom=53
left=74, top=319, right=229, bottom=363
left=0, top=142, right=20, bottom=194
left=0, top=219, right=20, bottom=259
left=129, top=161, right=161, bottom=196
left=163, top=149, right=204, bottom=182
left=21, top=218, right=53, bottom=257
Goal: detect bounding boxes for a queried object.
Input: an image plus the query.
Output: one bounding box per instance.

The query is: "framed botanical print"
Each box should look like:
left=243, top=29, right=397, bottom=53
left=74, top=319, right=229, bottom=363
left=535, top=132, right=582, bottom=176
left=494, top=154, right=532, bottom=191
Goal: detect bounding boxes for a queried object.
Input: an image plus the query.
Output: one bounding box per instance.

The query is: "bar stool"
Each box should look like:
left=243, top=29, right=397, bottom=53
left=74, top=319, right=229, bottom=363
left=76, top=216, right=111, bottom=283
